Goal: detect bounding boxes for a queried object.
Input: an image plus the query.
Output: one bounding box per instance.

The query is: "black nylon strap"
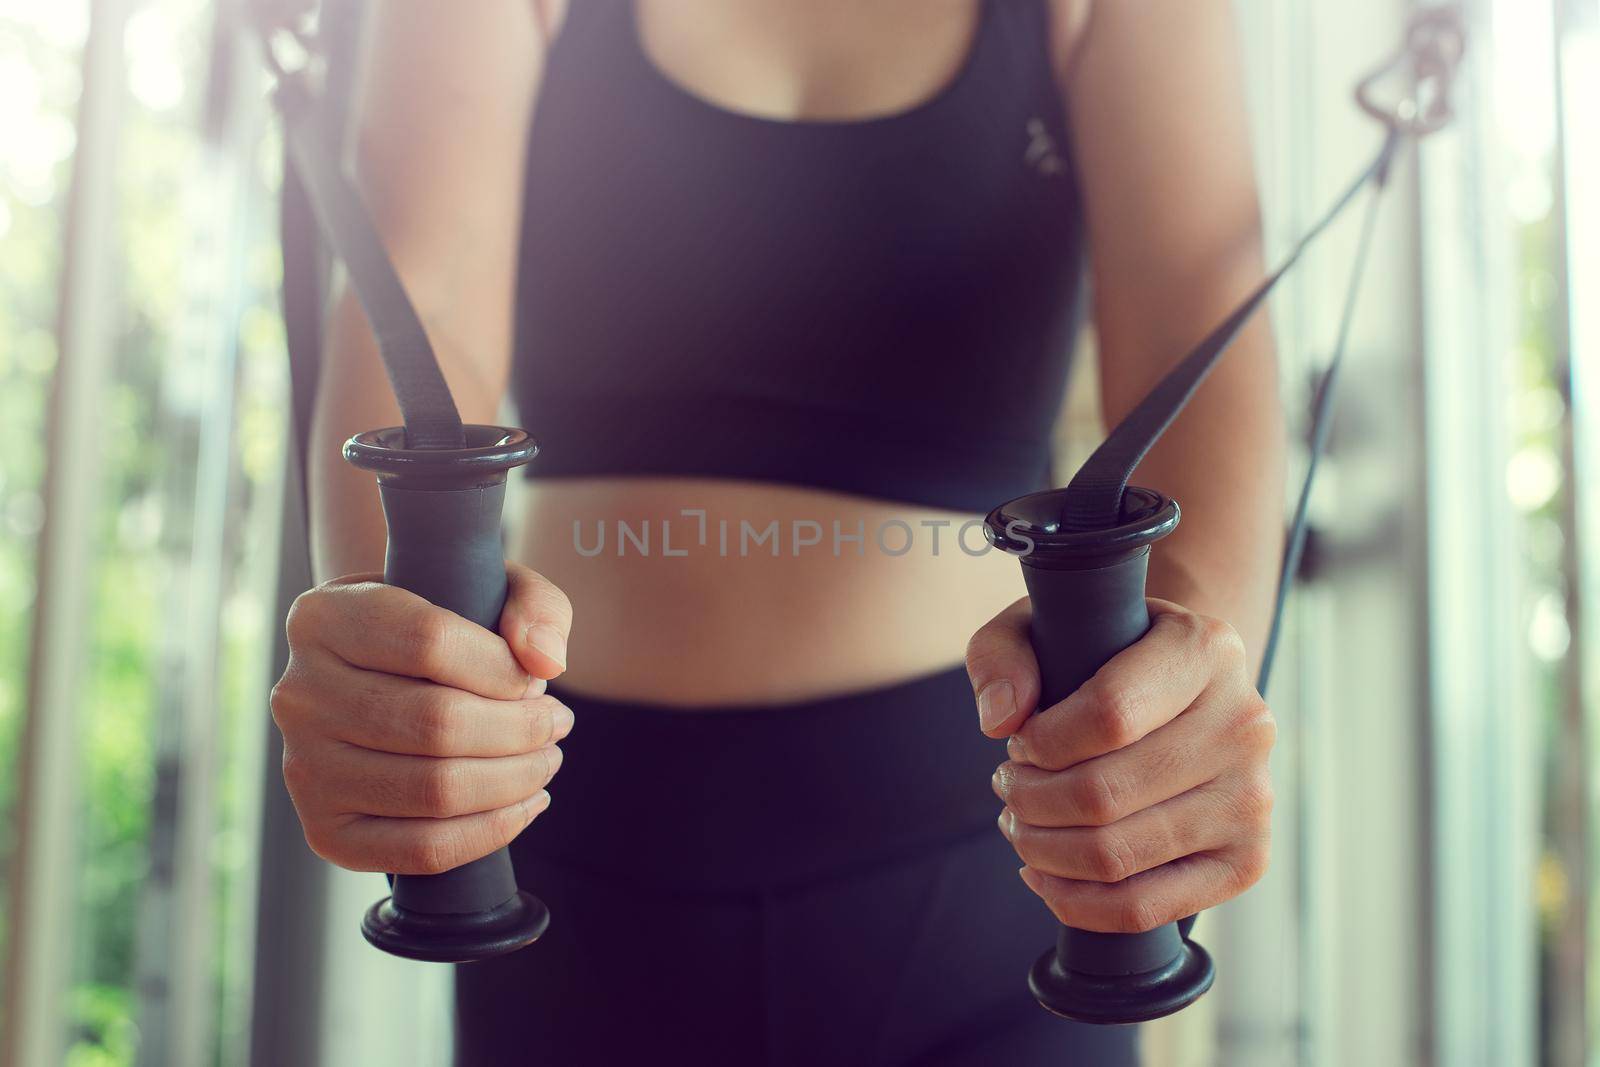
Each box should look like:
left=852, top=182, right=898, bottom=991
left=274, top=69, right=466, bottom=451
left=1060, top=127, right=1402, bottom=535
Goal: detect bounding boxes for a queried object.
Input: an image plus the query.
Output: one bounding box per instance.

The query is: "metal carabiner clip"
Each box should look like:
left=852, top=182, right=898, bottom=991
left=1356, top=3, right=1468, bottom=137
left=246, top=0, right=320, bottom=83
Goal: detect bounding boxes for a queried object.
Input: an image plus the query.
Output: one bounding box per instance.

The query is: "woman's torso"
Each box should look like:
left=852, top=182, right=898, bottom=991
left=510, top=0, right=1087, bottom=705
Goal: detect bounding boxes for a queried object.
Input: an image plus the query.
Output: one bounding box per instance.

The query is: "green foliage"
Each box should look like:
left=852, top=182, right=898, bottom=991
left=63, top=985, right=139, bottom=1067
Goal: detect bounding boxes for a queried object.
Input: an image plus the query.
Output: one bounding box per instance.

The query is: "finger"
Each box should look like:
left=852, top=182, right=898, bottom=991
left=1017, top=838, right=1271, bottom=934
left=322, top=571, right=386, bottom=587
left=998, top=782, right=1243, bottom=883
left=293, top=579, right=532, bottom=700
left=276, top=657, right=574, bottom=757
left=499, top=562, right=574, bottom=679
left=316, top=743, right=563, bottom=819
left=993, top=696, right=1237, bottom=827
left=313, top=791, right=551, bottom=875
left=965, top=597, right=1042, bottom=738
left=1009, top=602, right=1242, bottom=770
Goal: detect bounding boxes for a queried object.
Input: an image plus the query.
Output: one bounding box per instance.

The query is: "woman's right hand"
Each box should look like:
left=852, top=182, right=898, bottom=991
left=270, top=562, right=574, bottom=875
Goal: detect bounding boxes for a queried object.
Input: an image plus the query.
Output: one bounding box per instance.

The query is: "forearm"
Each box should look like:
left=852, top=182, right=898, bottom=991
left=1056, top=0, right=1282, bottom=671
left=1134, top=317, right=1285, bottom=676
left=1085, top=189, right=1284, bottom=664
left=307, top=287, right=402, bottom=583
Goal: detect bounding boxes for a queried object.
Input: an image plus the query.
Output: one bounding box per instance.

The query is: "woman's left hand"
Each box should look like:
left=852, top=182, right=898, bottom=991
left=965, top=597, right=1276, bottom=933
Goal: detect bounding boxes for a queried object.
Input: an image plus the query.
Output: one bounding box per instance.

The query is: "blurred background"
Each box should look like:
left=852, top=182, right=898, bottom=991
left=0, top=0, right=1594, bottom=1064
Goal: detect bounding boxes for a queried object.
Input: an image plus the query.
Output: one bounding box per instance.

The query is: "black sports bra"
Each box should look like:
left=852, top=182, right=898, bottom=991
left=512, top=0, right=1087, bottom=513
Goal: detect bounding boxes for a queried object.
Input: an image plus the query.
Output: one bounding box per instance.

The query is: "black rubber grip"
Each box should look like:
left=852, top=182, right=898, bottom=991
left=986, top=486, right=1212, bottom=1023
left=347, top=426, right=548, bottom=962
left=1021, top=552, right=1191, bottom=976
left=379, top=479, right=524, bottom=916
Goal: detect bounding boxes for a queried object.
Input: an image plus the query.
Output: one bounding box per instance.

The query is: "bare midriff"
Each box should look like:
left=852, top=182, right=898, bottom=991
left=510, top=478, right=1025, bottom=707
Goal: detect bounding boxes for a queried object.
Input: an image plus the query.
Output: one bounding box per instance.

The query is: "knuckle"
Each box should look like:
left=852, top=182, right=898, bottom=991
left=1068, top=768, right=1123, bottom=826
left=1111, top=894, right=1165, bottom=934
left=399, top=610, right=453, bottom=675
left=1235, top=772, right=1276, bottom=827
left=1234, top=697, right=1278, bottom=753
left=268, top=674, right=299, bottom=729
left=535, top=581, right=575, bottom=629
left=1007, top=827, right=1036, bottom=865
left=963, top=648, right=1006, bottom=694
left=489, top=801, right=533, bottom=846
left=1015, top=720, right=1071, bottom=772
left=418, top=760, right=468, bottom=817
left=283, top=591, right=323, bottom=646
left=962, top=628, right=994, bottom=673
left=1021, top=735, right=1066, bottom=772
left=538, top=745, right=564, bottom=785
left=300, top=823, right=340, bottom=865
left=994, top=764, right=1031, bottom=816
left=1006, top=793, right=1038, bottom=826
left=964, top=604, right=1029, bottom=682
left=524, top=710, right=549, bottom=752
left=400, top=830, right=459, bottom=876
left=1200, top=615, right=1247, bottom=665
left=1018, top=868, right=1065, bottom=918
left=1085, top=682, right=1142, bottom=750
left=526, top=697, right=560, bottom=749
left=1042, top=896, right=1075, bottom=928
left=1083, top=828, right=1135, bottom=883
left=412, top=689, right=462, bottom=754
left=1229, top=842, right=1272, bottom=893
left=1158, top=608, right=1207, bottom=645
left=280, top=745, right=313, bottom=796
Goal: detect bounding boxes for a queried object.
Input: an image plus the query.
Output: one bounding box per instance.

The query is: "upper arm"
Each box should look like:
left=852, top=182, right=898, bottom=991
left=1053, top=0, right=1269, bottom=424
left=306, top=1, right=556, bottom=577
left=329, top=0, right=551, bottom=420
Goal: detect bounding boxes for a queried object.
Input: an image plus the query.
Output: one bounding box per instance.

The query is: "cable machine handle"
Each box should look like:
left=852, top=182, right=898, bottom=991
left=346, top=428, right=551, bottom=962
left=987, top=489, right=1213, bottom=1023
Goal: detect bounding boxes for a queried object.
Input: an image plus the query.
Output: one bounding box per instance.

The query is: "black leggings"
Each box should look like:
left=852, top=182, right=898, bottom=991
left=454, top=669, right=1140, bottom=1066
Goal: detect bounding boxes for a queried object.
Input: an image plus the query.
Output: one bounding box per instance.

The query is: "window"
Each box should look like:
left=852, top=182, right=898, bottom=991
left=0, top=3, right=286, bottom=1063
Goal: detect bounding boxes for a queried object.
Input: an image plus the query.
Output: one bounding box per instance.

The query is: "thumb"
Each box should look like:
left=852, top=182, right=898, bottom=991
left=965, top=597, right=1041, bottom=738
left=498, top=562, right=573, bottom=682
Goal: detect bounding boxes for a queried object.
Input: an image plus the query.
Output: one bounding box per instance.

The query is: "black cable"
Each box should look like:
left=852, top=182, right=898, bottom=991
left=1256, top=134, right=1400, bottom=695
